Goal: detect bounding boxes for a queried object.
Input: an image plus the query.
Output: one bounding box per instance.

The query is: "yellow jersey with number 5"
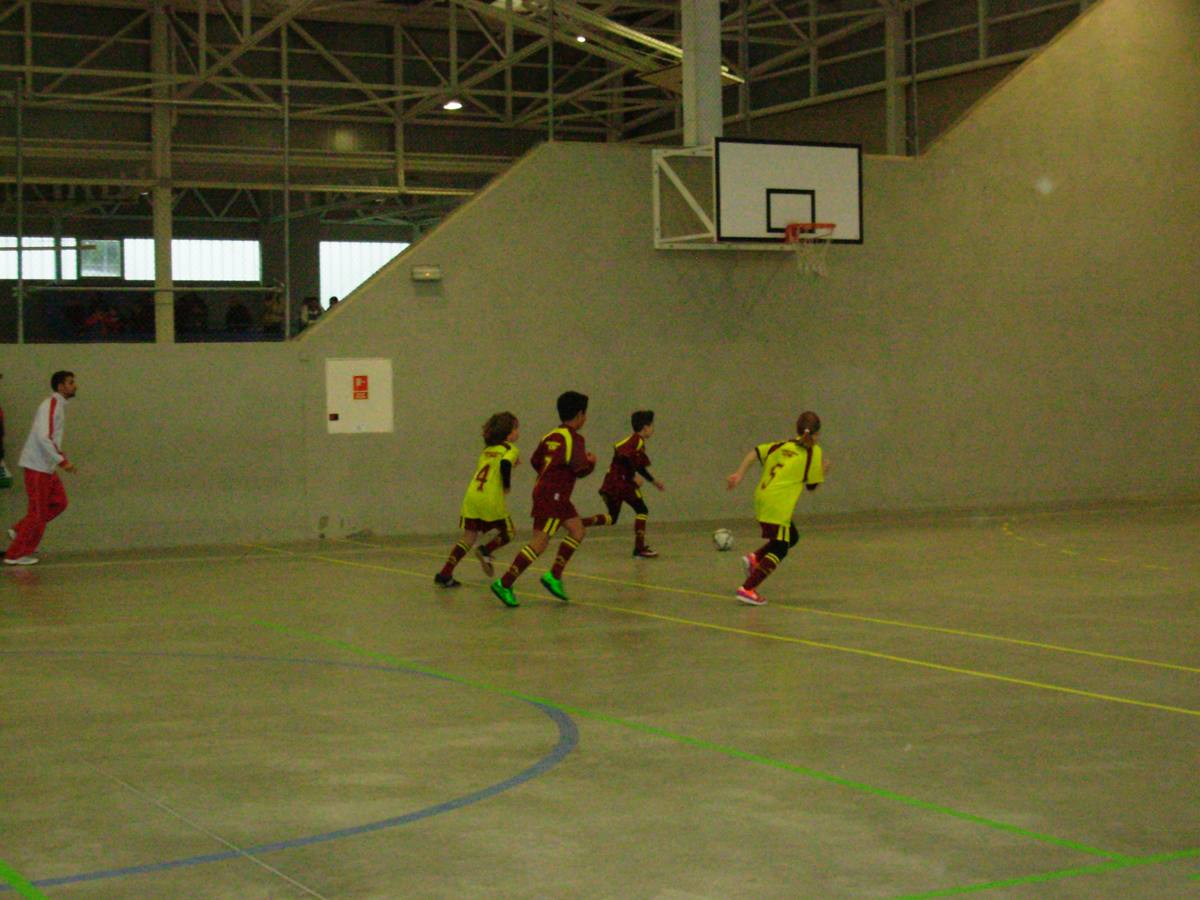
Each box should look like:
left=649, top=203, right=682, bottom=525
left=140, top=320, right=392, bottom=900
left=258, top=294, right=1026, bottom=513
left=753, top=440, right=824, bottom=525
left=461, top=442, right=520, bottom=521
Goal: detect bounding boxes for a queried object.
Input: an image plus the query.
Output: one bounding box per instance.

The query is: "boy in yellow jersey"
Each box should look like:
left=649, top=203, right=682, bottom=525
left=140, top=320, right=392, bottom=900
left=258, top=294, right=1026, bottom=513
left=434, top=412, right=520, bottom=587
left=725, top=411, right=827, bottom=606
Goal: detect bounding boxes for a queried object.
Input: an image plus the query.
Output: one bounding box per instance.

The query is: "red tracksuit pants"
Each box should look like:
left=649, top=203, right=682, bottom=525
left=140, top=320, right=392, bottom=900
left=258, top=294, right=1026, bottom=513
left=6, top=469, right=68, bottom=560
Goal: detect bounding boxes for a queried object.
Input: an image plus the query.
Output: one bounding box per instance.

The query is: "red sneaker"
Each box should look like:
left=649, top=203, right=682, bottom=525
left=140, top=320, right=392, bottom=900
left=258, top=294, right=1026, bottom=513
left=736, top=586, right=765, bottom=606
left=741, top=552, right=758, bottom=576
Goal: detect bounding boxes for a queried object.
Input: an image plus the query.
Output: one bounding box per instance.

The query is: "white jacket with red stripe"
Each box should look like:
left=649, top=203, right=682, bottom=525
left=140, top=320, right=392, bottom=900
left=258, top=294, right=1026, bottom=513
left=19, top=392, right=70, bottom=474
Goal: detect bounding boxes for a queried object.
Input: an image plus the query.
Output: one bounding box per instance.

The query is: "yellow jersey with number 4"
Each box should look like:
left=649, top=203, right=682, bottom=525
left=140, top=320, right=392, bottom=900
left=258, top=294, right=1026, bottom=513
left=753, top=440, right=824, bottom=525
left=461, top=442, right=520, bottom=521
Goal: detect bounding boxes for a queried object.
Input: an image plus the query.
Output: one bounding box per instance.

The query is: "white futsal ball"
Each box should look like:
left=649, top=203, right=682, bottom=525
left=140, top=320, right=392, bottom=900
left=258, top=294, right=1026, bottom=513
left=712, top=528, right=734, bottom=551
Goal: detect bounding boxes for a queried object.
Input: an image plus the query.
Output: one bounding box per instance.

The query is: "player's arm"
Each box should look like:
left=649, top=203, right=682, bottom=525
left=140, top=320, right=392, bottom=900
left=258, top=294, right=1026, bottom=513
left=36, top=401, right=70, bottom=471
left=635, top=447, right=663, bottom=490
left=726, top=449, right=758, bottom=490
left=571, top=437, right=596, bottom=478
left=636, top=465, right=664, bottom=491
left=807, top=449, right=830, bottom=490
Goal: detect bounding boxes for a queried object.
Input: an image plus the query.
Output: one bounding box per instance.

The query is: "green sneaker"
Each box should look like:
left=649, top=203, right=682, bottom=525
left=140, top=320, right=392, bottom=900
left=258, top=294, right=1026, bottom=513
left=539, top=571, right=569, bottom=602
left=490, top=579, right=519, bottom=608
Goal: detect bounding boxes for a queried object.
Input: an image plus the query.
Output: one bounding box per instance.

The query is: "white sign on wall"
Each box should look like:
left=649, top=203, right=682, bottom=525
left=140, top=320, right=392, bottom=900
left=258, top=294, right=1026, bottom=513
left=325, top=358, right=394, bottom=434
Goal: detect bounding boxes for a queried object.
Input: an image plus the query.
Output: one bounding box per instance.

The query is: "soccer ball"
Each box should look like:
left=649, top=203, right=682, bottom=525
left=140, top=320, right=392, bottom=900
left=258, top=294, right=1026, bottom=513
left=712, top=528, right=734, bottom=551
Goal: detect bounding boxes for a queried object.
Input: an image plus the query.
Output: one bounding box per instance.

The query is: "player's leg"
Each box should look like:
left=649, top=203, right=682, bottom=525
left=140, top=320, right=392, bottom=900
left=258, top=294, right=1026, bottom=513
left=628, top=495, right=655, bottom=557
left=541, top=516, right=584, bottom=601
left=581, top=493, right=620, bottom=528
left=44, top=474, right=67, bottom=524
left=476, top=517, right=514, bottom=577
left=745, top=539, right=772, bottom=573
left=504, top=526, right=551, bottom=583
left=737, top=522, right=797, bottom=605
left=4, top=470, right=51, bottom=564
left=435, top=522, right=478, bottom=587
left=742, top=521, right=798, bottom=581
left=491, top=520, right=554, bottom=606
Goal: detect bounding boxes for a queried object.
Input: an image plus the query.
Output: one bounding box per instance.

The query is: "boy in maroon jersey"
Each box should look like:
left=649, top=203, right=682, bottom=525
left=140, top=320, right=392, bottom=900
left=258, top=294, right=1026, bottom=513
left=582, top=409, right=665, bottom=557
left=490, top=391, right=595, bottom=607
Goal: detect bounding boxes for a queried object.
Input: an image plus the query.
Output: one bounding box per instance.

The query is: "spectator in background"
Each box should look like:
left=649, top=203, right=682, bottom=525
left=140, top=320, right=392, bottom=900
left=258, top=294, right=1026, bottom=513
left=128, top=298, right=155, bottom=339
left=180, top=295, right=208, bottom=336
left=300, top=296, right=323, bottom=329
left=225, top=301, right=252, bottom=333
left=84, top=303, right=120, bottom=339
left=261, top=292, right=284, bottom=338
left=327, top=295, right=340, bottom=308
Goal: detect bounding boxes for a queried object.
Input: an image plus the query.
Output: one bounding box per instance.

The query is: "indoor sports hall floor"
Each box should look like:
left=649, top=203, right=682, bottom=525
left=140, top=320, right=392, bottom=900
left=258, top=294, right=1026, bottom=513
left=2, top=501, right=1197, bottom=898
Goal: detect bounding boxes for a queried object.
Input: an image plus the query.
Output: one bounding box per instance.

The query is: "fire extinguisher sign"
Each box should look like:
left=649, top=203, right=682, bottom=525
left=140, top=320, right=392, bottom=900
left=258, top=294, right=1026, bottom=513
left=326, top=359, right=393, bottom=434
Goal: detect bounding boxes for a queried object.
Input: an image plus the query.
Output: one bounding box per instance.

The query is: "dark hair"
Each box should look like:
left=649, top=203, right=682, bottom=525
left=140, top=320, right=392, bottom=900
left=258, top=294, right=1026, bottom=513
left=51, top=370, right=74, bottom=391
left=796, top=411, right=821, bottom=446
left=482, top=411, right=518, bottom=446
left=556, top=390, right=589, bottom=422
left=631, top=410, right=654, bottom=432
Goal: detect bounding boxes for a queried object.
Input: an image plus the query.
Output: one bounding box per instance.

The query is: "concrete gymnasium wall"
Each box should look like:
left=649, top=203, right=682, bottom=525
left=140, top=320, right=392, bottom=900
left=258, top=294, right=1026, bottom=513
left=2, top=0, right=1196, bottom=552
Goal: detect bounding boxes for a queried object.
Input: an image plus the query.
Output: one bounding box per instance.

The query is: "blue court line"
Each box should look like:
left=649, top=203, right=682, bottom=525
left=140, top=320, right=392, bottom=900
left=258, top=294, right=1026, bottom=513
left=250, top=619, right=1128, bottom=863
left=0, top=650, right=578, bottom=891
left=0, top=860, right=45, bottom=900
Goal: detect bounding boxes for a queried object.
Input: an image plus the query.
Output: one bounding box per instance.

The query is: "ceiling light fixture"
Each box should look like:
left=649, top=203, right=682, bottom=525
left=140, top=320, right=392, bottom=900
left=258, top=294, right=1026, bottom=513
left=443, top=98, right=463, bottom=110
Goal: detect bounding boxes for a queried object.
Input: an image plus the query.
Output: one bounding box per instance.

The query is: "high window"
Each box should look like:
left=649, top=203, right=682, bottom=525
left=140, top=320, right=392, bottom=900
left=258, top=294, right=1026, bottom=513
left=319, top=241, right=408, bottom=306
left=123, top=239, right=261, bottom=282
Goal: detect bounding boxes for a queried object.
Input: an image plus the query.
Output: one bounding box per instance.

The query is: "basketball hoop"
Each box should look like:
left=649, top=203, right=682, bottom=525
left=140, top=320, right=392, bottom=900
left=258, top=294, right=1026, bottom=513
left=783, top=222, right=836, bottom=277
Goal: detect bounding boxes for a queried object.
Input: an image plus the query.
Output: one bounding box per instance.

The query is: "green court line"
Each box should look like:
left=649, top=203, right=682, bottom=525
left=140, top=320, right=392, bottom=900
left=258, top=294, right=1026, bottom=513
left=251, top=617, right=1129, bottom=863
left=0, top=858, right=47, bottom=899
left=893, top=847, right=1200, bottom=898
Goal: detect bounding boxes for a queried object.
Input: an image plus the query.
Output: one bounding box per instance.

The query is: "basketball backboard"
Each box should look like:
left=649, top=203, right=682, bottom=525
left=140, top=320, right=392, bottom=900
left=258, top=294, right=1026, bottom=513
left=714, top=138, right=862, bottom=244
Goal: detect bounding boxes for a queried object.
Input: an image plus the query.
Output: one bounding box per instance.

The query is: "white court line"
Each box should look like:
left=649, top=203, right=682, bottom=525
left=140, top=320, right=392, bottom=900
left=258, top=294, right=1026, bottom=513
left=85, top=762, right=328, bottom=899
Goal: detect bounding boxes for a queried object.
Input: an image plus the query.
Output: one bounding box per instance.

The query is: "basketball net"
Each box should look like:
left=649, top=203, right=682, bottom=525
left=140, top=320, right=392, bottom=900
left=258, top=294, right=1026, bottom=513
left=783, top=222, right=835, bottom=278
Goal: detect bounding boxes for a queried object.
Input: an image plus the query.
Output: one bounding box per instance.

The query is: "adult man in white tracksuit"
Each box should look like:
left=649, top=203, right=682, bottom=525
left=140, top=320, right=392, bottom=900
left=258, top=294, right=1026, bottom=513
left=4, top=371, right=78, bottom=566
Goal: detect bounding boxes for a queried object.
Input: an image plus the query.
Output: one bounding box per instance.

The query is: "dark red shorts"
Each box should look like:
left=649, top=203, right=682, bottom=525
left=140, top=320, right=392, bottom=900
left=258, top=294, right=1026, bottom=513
left=460, top=516, right=513, bottom=534
left=531, top=497, right=578, bottom=524
left=532, top=515, right=575, bottom=537
left=758, top=521, right=794, bottom=542
left=599, top=483, right=641, bottom=505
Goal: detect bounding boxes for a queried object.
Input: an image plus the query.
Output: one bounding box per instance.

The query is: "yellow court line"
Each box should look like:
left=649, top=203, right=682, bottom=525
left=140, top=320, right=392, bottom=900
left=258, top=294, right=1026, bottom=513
left=242, top=542, right=433, bottom=579
left=568, top=600, right=1200, bottom=719
left=249, top=542, right=1200, bottom=719
left=356, top=540, right=1200, bottom=677
left=559, top=570, right=1200, bottom=675
left=1001, top=521, right=1179, bottom=572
